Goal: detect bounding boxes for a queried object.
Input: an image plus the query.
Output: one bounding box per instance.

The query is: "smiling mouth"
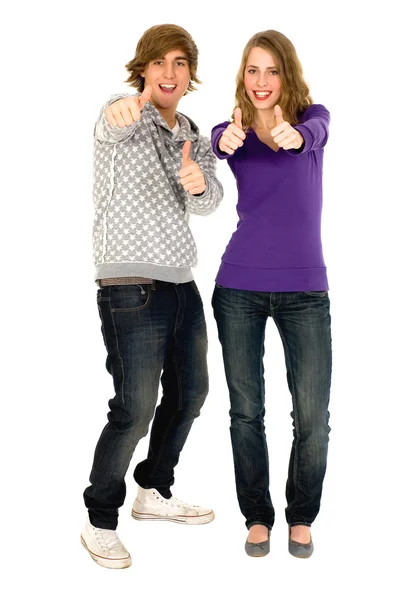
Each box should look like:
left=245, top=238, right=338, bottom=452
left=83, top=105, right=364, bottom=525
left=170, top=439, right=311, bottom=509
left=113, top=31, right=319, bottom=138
left=253, top=91, right=272, bottom=100
left=159, top=84, right=177, bottom=94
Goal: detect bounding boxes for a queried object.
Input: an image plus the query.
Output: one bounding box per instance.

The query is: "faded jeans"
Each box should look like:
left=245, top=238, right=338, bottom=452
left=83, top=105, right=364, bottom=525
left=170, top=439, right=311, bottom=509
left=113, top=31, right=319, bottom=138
left=84, top=280, right=208, bottom=529
left=212, top=285, right=332, bottom=529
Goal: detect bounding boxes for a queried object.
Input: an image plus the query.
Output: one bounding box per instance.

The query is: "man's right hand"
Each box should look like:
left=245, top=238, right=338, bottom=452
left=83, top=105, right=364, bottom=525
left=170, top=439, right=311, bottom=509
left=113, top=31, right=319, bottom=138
left=105, top=86, right=152, bottom=127
left=218, top=108, right=246, bottom=155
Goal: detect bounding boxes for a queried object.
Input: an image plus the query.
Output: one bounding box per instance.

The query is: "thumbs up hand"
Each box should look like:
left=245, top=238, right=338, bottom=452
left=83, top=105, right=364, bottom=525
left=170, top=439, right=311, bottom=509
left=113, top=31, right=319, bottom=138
left=274, top=104, right=285, bottom=126
left=218, top=107, right=246, bottom=155
left=270, top=105, right=304, bottom=150
left=179, top=141, right=207, bottom=195
left=181, top=139, right=191, bottom=168
left=105, top=85, right=152, bottom=127
left=233, top=107, right=243, bottom=129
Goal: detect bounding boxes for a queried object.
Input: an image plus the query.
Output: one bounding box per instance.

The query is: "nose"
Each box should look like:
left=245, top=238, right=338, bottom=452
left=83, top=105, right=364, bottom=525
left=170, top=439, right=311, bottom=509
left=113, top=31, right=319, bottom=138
left=163, top=62, right=175, bottom=79
left=256, top=72, right=268, bottom=88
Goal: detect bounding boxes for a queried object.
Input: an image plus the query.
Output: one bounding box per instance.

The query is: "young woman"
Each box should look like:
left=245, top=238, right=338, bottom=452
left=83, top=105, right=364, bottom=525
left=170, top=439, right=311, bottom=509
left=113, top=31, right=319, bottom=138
left=211, top=30, right=332, bottom=558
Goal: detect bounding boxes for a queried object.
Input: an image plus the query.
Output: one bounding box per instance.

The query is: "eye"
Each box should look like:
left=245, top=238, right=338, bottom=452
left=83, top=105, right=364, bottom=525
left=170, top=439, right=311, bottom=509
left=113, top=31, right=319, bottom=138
left=247, top=69, right=256, bottom=74
left=154, top=60, right=163, bottom=65
left=176, top=61, right=186, bottom=67
left=270, top=70, right=279, bottom=75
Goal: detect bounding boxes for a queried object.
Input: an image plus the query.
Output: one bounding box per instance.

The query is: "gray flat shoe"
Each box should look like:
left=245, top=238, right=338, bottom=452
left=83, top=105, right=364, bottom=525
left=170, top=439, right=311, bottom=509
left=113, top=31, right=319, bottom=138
left=288, top=526, right=313, bottom=559
left=245, top=534, right=270, bottom=557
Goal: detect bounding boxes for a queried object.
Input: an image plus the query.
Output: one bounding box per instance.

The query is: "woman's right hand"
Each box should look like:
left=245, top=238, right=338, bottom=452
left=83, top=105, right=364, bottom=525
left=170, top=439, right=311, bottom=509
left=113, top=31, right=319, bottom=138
left=218, top=108, right=246, bottom=155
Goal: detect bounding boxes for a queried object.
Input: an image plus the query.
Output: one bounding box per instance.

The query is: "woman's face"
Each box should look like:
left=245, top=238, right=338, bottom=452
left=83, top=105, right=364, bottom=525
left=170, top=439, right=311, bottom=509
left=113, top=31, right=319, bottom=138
left=244, top=47, right=281, bottom=110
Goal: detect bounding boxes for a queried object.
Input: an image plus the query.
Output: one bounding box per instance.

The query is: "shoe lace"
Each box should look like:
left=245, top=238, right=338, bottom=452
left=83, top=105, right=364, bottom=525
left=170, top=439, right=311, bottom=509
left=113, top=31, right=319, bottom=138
left=171, top=496, right=198, bottom=509
left=95, top=528, right=123, bottom=551
left=151, top=490, right=195, bottom=508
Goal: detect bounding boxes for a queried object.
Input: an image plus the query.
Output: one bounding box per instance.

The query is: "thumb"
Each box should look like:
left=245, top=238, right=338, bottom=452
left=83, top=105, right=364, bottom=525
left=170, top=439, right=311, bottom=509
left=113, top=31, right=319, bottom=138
left=274, top=104, right=284, bottom=125
left=139, top=85, right=152, bottom=110
left=182, top=140, right=191, bottom=167
left=234, top=107, right=243, bottom=129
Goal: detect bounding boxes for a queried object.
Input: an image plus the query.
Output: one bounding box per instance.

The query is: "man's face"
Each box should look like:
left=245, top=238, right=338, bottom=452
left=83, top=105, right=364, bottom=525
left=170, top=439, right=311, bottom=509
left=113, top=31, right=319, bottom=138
left=141, top=49, right=191, bottom=112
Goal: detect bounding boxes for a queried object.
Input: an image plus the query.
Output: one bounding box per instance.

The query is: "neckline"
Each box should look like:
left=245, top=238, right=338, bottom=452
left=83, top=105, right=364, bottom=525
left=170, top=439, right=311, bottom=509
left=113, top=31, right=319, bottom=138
left=249, top=127, right=280, bottom=153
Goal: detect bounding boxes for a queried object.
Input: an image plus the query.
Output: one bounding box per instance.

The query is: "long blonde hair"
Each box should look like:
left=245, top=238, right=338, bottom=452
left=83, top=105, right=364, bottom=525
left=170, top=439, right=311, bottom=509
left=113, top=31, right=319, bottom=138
left=234, top=30, right=313, bottom=129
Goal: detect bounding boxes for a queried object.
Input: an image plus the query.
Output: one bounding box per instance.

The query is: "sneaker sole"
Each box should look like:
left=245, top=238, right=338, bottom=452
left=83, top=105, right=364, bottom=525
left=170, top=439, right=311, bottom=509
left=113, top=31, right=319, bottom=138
left=80, top=536, right=132, bottom=569
left=131, top=509, right=215, bottom=525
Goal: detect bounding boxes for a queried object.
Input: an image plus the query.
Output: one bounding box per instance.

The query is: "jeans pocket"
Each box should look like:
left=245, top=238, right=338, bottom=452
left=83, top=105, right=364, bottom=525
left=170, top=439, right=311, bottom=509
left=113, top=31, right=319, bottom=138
left=110, top=285, right=152, bottom=312
left=190, top=280, right=201, bottom=295
left=304, top=291, right=328, bottom=297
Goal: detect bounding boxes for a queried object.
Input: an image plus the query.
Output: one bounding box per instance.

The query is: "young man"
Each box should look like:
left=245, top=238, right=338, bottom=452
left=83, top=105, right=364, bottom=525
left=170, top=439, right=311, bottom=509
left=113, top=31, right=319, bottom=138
left=81, top=24, right=223, bottom=569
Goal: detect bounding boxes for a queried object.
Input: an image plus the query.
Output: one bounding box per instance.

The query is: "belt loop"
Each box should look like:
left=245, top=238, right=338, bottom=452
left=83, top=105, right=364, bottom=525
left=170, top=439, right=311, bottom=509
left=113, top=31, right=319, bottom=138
left=151, top=280, right=156, bottom=291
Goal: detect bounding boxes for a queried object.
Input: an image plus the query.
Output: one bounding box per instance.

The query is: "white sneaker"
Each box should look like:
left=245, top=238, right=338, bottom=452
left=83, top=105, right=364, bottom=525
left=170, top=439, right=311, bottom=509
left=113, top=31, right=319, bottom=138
left=81, top=518, right=132, bottom=569
left=131, top=486, right=215, bottom=525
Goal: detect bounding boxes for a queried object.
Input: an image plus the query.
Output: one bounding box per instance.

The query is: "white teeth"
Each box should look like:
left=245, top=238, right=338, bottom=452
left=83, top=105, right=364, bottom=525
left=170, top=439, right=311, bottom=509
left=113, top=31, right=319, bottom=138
left=160, top=84, right=176, bottom=89
left=254, top=91, right=271, bottom=97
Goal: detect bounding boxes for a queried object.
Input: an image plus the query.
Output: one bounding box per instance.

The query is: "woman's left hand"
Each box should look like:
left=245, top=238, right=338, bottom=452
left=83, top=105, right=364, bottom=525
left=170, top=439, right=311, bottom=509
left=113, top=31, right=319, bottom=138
left=271, top=105, right=304, bottom=150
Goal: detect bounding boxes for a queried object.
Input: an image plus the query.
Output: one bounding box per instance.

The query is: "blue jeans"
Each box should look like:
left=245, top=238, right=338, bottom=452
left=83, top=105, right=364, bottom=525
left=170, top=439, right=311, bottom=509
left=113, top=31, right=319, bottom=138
left=84, top=281, right=208, bottom=529
left=212, top=285, right=332, bottom=530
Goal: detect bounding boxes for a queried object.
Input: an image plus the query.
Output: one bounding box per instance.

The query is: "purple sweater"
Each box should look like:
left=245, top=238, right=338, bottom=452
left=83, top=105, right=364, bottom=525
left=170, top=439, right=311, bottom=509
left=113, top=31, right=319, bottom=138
left=211, top=104, right=330, bottom=292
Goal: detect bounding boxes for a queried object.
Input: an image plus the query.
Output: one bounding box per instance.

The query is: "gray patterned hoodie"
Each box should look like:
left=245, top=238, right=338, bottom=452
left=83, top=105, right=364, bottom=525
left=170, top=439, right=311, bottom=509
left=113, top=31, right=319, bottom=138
left=92, top=93, right=223, bottom=283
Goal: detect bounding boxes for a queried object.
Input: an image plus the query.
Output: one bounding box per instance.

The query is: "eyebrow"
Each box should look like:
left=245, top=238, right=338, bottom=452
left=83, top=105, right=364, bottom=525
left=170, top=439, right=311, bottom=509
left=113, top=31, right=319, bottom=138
left=161, top=55, right=189, bottom=61
left=247, top=65, right=277, bottom=69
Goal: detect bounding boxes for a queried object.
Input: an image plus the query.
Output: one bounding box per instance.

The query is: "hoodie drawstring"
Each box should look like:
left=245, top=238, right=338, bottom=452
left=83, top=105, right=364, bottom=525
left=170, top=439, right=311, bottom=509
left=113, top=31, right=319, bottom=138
left=156, top=123, right=187, bottom=208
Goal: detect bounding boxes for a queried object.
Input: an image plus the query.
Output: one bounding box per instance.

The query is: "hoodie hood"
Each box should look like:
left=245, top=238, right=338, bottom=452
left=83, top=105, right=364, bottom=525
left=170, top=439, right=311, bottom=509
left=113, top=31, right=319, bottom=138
left=141, top=100, right=200, bottom=143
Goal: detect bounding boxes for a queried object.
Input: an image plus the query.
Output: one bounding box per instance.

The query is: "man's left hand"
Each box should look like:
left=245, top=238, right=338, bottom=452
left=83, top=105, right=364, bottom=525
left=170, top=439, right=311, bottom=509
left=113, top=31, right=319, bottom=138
left=179, top=141, right=206, bottom=194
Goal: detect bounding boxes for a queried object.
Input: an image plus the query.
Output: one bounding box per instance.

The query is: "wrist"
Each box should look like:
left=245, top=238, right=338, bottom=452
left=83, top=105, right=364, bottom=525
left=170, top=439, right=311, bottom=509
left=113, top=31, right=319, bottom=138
left=295, top=132, right=304, bottom=150
left=191, top=181, right=207, bottom=196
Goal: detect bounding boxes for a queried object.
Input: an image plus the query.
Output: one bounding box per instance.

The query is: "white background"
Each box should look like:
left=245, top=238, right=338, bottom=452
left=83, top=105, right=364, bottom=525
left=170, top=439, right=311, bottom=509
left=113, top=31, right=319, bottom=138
left=2, top=0, right=399, bottom=598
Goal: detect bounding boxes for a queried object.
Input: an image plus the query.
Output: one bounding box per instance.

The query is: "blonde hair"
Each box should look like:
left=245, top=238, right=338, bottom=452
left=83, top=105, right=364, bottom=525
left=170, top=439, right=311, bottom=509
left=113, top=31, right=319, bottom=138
left=234, top=30, right=313, bottom=128
left=125, top=24, right=201, bottom=93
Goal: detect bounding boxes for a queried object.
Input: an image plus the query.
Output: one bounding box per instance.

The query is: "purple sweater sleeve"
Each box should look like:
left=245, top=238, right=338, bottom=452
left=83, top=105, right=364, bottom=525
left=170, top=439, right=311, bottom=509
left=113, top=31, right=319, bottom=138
left=211, top=121, right=231, bottom=159
left=212, top=105, right=329, bottom=157
left=289, top=103, right=330, bottom=155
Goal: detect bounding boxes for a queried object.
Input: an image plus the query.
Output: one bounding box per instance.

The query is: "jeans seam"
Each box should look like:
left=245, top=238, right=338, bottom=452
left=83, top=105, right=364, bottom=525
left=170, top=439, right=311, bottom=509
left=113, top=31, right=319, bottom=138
left=98, top=298, right=125, bottom=406
left=258, top=323, right=268, bottom=480
left=148, top=352, right=182, bottom=477
left=174, top=285, right=186, bottom=334
left=270, top=292, right=281, bottom=311
left=273, top=318, right=299, bottom=510
left=109, top=304, right=125, bottom=405
left=92, top=299, right=121, bottom=488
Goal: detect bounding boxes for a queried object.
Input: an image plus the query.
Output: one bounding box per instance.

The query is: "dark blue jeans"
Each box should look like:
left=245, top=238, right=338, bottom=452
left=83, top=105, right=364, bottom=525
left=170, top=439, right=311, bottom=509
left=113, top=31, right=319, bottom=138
left=84, top=281, right=208, bottom=529
left=212, top=286, right=332, bottom=530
